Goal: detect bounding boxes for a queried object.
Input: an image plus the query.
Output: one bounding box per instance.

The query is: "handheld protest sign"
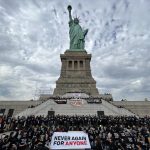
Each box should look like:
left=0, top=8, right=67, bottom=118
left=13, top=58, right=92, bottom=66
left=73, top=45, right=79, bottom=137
left=50, top=131, right=91, bottom=149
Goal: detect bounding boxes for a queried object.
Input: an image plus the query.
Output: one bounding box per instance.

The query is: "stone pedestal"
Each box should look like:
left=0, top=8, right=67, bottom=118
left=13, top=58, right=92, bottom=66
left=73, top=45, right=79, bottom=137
left=53, top=50, right=99, bottom=96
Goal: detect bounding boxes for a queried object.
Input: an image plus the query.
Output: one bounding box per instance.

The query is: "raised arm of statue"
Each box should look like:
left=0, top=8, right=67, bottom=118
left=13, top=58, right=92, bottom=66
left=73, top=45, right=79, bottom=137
left=67, top=5, right=72, bottom=21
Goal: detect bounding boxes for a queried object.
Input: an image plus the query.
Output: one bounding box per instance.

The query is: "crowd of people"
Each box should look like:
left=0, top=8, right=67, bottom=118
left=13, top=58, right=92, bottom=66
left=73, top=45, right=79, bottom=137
left=42, top=95, right=112, bottom=102
left=54, top=99, right=102, bottom=104
left=0, top=115, right=149, bottom=150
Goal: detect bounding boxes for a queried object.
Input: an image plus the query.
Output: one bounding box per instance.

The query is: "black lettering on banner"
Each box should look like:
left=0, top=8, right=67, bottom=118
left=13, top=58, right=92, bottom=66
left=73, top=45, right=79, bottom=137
left=54, top=141, right=57, bottom=145
left=72, top=136, right=86, bottom=140
left=54, top=136, right=58, bottom=140
left=61, top=141, right=64, bottom=145
left=83, top=136, right=86, bottom=140
left=54, top=136, right=70, bottom=141
left=53, top=141, right=64, bottom=145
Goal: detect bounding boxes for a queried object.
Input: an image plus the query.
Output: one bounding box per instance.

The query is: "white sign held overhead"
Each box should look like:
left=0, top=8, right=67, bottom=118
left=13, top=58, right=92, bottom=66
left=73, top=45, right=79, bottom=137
left=50, top=131, right=91, bottom=149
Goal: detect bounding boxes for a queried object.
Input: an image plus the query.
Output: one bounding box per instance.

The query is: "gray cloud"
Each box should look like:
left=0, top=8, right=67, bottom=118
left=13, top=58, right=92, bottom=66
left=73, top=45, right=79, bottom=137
left=0, top=0, right=150, bottom=101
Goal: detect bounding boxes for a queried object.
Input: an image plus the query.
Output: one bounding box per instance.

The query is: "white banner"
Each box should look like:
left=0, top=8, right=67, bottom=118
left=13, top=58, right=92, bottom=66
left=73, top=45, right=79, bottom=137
left=50, top=131, right=91, bottom=149
left=70, top=99, right=84, bottom=107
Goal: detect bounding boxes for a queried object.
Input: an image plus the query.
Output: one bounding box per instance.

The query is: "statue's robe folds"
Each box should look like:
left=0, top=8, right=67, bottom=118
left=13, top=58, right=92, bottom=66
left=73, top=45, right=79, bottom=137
left=69, top=20, right=85, bottom=50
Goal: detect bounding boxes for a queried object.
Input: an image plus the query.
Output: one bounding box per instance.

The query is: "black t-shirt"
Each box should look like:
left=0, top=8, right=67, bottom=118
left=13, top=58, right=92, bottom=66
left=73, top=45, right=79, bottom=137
left=19, top=137, right=27, bottom=146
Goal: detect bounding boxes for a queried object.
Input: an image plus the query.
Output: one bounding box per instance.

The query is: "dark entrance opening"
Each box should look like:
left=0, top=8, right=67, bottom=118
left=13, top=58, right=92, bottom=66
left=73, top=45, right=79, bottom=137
left=48, top=111, right=55, bottom=117
left=97, top=111, right=104, bottom=116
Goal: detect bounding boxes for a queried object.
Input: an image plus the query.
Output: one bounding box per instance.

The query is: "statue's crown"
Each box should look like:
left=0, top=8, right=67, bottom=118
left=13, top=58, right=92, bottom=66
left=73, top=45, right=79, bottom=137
left=74, top=17, right=80, bottom=23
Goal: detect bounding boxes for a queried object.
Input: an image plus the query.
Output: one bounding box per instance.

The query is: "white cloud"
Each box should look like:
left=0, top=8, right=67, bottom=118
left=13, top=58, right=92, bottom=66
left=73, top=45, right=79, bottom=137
left=0, top=0, right=150, bottom=101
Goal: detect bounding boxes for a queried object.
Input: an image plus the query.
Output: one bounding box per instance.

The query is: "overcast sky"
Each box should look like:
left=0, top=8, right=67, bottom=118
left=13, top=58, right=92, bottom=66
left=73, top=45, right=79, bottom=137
left=0, top=0, right=150, bottom=101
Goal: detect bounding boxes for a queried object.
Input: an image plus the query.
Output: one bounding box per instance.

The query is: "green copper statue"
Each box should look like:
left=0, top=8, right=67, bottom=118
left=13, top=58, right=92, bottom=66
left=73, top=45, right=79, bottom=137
left=67, top=5, right=88, bottom=50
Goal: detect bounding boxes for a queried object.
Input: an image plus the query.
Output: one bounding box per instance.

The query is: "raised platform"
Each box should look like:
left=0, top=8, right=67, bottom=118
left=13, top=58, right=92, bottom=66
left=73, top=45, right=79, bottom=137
left=112, top=101, right=150, bottom=117
left=15, top=99, right=135, bottom=117
left=1, top=100, right=150, bottom=117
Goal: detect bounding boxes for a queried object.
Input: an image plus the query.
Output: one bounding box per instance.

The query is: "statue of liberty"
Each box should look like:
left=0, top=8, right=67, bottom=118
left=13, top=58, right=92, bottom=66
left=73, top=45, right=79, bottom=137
left=67, top=5, right=88, bottom=50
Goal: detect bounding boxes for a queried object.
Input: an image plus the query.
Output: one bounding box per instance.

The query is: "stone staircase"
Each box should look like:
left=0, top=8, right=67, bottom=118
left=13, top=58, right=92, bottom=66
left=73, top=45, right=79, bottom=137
left=16, top=99, right=136, bottom=117
left=112, top=101, right=150, bottom=116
